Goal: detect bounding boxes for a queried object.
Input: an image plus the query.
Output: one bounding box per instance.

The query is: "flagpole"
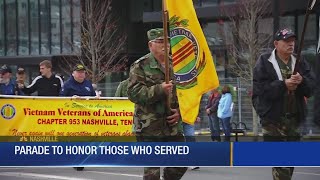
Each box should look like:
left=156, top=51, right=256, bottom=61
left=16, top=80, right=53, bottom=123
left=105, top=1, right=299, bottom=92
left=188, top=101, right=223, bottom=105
left=288, top=0, right=316, bottom=113
left=162, top=0, right=171, bottom=108
left=293, top=0, right=316, bottom=74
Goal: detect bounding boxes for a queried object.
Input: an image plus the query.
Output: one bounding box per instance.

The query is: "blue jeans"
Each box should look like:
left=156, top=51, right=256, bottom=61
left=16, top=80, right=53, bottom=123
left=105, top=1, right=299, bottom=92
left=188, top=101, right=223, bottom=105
left=220, top=117, right=231, bottom=141
left=183, top=122, right=196, bottom=142
left=208, top=114, right=221, bottom=141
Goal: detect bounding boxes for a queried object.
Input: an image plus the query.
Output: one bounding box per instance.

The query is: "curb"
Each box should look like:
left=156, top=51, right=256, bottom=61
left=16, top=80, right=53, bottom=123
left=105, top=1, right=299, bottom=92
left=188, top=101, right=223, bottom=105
left=195, top=130, right=320, bottom=138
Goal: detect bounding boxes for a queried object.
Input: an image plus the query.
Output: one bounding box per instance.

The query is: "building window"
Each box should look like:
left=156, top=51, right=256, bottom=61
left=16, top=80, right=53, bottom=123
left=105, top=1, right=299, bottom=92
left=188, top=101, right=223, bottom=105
left=51, top=22, right=57, bottom=28
left=51, top=0, right=61, bottom=54
left=62, top=0, right=72, bottom=53
left=279, top=16, right=295, bottom=32
left=298, top=14, right=316, bottom=41
left=193, top=0, right=201, bottom=7
left=40, top=0, right=50, bottom=55
left=299, top=14, right=317, bottom=62
left=72, top=0, right=81, bottom=53
left=21, top=2, right=26, bottom=8
left=203, top=21, right=227, bottom=46
left=220, top=0, right=236, bottom=5
left=201, top=0, right=219, bottom=6
left=203, top=21, right=229, bottom=78
left=18, top=0, right=29, bottom=55
left=0, top=0, right=4, bottom=56
left=30, top=0, right=39, bottom=55
left=0, top=0, right=80, bottom=57
left=152, top=0, right=161, bottom=12
left=6, top=0, right=17, bottom=56
left=258, top=18, right=274, bottom=47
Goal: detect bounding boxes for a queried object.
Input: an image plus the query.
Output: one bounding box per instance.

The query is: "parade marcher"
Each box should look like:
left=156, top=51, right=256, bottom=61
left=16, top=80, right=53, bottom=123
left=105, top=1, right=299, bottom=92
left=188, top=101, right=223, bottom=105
left=127, top=28, right=187, bottom=180
left=18, top=60, right=63, bottom=96
left=206, top=88, right=221, bottom=142
left=115, top=78, right=129, bottom=97
left=252, top=28, right=315, bottom=180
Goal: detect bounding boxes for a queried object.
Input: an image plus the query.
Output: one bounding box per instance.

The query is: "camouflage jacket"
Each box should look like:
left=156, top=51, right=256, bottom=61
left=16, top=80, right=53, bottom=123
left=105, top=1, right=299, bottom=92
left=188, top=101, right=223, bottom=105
left=115, top=79, right=129, bottom=97
left=127, top=53, right=182, bottom=136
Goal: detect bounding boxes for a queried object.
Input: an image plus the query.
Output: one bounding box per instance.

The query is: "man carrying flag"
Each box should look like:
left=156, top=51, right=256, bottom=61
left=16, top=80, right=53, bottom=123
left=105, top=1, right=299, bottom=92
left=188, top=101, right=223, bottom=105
left=127, top=28, right=187, bottom=180
left=128, top=0, right=218, bottom=179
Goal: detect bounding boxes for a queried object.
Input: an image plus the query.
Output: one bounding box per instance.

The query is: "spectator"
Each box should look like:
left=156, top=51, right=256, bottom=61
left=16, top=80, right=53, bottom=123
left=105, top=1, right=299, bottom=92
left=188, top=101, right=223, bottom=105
left=217, top=85, right=233, bottom=142
left=60, top=64, right=96, bottom=97
left=183, top=117, right=201, bottom=143
left=60, top=64, right=97, bottom=171
left=183, top=117, right=200, bottom=170
left=206, top=88, right=221, bottom=142
left=18, top=60, right=63, bottom=96
left=15, top=67, right=26, bottom=95
left=0, top=65, right=22, bottom=95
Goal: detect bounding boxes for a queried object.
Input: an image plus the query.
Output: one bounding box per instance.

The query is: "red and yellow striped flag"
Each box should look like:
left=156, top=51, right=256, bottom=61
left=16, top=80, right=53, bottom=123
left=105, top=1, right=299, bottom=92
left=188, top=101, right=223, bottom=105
left=166, top=0, right=219, bottom=125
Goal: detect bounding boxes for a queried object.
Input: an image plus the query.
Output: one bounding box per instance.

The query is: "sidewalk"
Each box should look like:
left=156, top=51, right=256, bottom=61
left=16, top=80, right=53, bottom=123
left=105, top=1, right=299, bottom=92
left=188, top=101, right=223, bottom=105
left=195, top=128, right=257, bottom=136
left=195, top=128, right=320, bottom=140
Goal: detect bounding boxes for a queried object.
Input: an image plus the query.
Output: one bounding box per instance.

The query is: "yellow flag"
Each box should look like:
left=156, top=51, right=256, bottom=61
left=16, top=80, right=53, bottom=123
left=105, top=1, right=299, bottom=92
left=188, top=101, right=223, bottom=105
left=166, top=0, right=219, bottom=125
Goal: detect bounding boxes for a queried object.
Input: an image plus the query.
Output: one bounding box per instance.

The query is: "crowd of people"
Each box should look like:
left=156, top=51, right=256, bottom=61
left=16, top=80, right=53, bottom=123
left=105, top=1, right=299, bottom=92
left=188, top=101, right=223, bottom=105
left=205, top=85, right=233, bottom=142
left=0, top=61, right=99, bottom=172
left=0, top=61, right=98, bottom=98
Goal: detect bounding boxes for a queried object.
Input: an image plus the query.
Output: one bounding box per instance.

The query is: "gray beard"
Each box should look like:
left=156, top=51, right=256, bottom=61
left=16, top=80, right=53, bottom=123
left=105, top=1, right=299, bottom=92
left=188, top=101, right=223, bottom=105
left=1, top=78, right=10, bottom=85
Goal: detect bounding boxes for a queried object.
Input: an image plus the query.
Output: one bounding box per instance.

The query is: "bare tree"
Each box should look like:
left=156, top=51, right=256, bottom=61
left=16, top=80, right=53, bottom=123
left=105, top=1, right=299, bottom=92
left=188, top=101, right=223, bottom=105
left=220, top=0, right=272, bottom=136
left=60, top=0, right=127, bottom=83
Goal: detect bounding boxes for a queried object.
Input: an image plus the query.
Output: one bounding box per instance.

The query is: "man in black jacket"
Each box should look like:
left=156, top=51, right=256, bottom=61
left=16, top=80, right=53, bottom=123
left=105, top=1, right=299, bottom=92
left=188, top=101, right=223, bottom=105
left=18, top=60, right=63, bottom=96
left=253, top=28, right=315, bottom=180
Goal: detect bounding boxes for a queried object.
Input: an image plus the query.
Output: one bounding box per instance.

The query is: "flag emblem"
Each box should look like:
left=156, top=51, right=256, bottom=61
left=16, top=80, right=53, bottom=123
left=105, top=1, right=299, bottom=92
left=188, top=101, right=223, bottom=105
left=167, top=0, right=219, bottom=124
left=1, top=104, right=16, bottom=120
left=170, top=16, right=206, bottom=90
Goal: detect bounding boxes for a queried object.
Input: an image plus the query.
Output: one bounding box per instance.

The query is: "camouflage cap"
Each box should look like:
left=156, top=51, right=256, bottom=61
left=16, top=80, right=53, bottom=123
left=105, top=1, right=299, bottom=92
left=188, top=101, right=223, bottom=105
left=147, top=28, right=165, bottom=41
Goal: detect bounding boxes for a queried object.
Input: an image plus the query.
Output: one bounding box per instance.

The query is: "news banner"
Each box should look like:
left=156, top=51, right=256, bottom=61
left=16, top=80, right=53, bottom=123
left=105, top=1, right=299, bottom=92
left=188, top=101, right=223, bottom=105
left=1, top=96, right=320, bottom=167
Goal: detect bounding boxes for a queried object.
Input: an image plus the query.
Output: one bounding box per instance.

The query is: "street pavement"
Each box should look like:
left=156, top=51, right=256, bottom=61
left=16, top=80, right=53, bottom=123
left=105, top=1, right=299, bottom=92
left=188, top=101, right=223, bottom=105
left=0, top=167, right=320, bottom=180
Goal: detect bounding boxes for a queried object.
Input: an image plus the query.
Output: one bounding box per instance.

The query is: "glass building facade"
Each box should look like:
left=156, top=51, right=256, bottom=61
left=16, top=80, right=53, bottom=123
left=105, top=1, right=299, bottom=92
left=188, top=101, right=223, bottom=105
left=0, top=0, right=129, bottom=94
left=140, top=0, right=319, bottom=79
left=0, top=0, right=319, bottom=79
left=0, top=0, right=82, bottom=84
left=0, top=0, right=319, bottom=129
left=0, top=0, right=80, bottom=57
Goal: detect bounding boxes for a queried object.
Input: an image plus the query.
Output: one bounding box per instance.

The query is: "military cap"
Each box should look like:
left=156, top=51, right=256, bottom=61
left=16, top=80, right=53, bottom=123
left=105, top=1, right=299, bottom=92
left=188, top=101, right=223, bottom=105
left=274, top=28, right=296, bottom=41
left=147, top=28, right=165, bottom=41
left=73, top=64, right=86, bottom=71
left=0, top=64, right=12, bottom=74
left=17, top=67, right=25, bottom=74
